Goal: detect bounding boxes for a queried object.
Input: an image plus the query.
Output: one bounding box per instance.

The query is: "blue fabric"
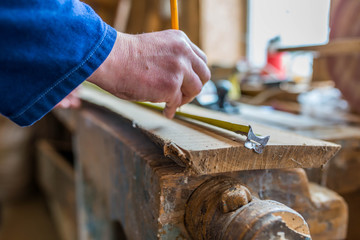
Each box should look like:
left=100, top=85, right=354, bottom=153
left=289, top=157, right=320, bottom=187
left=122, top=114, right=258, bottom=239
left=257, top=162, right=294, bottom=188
left=0, top=0, right=117, bottom=126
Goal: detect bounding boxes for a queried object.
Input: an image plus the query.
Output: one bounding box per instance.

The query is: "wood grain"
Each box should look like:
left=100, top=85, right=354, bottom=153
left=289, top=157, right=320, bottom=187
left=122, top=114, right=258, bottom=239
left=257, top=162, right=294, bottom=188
left=79, top=87, right=340, bottom=175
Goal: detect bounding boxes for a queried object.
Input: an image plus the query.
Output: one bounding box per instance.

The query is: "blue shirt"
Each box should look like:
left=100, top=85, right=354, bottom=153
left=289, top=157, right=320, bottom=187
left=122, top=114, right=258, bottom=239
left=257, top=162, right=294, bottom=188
left=0, top=0, right=117, bottom=126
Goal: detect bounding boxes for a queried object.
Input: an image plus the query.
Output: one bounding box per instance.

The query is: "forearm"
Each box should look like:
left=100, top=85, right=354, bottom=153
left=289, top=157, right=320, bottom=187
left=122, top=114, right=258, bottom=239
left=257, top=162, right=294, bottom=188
left=0, top=0, right=116, bottom=126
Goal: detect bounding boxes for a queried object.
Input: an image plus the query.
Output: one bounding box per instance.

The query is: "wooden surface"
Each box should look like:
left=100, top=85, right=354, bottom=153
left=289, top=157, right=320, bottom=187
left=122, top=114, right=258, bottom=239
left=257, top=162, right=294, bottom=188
left=200, top=0, right=247, bottom=65
left=0, top=194, right=61, bottom=240
left=0, top=116, right=33, bottom=201
left=71, top=106, right=347, bottom=240
left=36, top=140, right=77, bottom=240
left=342, top=190, right=360, bottom=240
left=278, top=38, right=360, bottom=56
left=79, top=87, right=340, bottom=175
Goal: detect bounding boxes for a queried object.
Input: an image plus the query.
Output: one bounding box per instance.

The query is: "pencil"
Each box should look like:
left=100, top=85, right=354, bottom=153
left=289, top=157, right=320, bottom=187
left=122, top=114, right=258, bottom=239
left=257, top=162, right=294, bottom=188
left=170, top=0, right=179, bottom=30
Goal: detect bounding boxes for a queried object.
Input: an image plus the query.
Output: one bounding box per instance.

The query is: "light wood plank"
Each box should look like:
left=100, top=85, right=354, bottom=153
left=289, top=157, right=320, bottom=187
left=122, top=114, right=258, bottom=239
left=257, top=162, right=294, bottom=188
left=278, top=38, right=360, bottom=56
left=79, top=87, right=340, bottom=175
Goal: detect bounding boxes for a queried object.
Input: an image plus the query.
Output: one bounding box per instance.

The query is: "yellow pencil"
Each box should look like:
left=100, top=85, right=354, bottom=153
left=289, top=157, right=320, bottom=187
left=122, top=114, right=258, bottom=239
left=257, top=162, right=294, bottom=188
left=170, top=0, right=179, bottom=30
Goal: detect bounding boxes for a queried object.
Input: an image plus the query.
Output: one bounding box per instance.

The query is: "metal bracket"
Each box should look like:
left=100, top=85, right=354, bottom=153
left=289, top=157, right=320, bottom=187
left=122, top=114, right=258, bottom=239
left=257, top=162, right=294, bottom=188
left=244, top=126, right=270, bottom=154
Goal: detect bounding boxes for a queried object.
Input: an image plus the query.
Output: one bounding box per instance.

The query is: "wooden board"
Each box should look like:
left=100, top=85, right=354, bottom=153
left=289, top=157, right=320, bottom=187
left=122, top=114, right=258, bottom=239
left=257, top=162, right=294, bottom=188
left=79, top=87, right=340, bottom=175
left=278, top=38, right=360, bottom=56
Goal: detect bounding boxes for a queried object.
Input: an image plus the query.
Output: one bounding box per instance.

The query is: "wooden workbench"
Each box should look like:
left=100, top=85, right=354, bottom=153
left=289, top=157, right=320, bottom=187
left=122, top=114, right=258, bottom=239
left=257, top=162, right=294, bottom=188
left=34, top=87, right=346, bottom=239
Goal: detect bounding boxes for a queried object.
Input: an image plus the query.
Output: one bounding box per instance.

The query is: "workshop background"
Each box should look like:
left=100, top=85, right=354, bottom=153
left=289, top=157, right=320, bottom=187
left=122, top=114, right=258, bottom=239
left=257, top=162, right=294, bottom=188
left=1, top=0, right=360, bottom=239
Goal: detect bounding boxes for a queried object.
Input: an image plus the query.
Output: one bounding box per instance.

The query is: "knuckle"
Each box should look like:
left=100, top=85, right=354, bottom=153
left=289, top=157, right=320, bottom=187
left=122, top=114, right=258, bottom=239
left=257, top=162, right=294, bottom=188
left=168, top=57, right=182, bottom=72
left=163, top=76, right=181, bottom=93
left=172, top=40, right=187, bottom=55
left=174, top=29, right=186, bottom=37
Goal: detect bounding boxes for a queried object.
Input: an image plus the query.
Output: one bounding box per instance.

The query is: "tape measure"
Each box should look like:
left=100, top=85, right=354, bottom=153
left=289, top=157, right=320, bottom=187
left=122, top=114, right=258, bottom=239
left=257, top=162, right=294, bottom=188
left=135, top=102, right=270, bottom=153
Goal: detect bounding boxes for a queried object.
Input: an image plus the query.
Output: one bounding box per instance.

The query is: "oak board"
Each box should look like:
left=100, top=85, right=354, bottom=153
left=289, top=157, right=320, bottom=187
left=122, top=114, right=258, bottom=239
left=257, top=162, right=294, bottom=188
left=79, top=86, right=340, bottom=175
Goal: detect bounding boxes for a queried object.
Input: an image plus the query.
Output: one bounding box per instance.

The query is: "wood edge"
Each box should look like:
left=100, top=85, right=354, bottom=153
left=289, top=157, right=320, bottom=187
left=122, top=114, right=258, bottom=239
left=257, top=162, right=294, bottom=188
left=185, top=144, right=341, bottom=176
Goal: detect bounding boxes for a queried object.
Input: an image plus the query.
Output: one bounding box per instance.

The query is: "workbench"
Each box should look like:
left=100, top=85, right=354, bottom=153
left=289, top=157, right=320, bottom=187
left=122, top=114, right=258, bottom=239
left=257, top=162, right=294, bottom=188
left=28, top=87, right=347, bottom=240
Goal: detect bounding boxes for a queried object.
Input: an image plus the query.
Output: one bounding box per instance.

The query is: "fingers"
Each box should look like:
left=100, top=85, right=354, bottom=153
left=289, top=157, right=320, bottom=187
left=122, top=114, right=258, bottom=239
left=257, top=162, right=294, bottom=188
left=191, top=54, right=211, bottom=85
left=162, top=32, right=211, bottom=118
left=164, top=63, right=207, bottom=119
left=180, top=70, right=203, bottom=103
left=189, top=41, right=208, bottom=64
left=180, top=31, right=208, bottom=64
left=179, top=31, right=211, bottom=85
left=164, top=89, right=182, bottom=118
left=55, top=90, right=81, bottom=109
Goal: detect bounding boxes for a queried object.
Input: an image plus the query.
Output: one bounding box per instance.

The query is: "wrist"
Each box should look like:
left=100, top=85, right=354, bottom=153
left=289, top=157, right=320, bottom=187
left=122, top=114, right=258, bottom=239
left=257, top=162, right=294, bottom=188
left=87, top=32, right=125, bottom=91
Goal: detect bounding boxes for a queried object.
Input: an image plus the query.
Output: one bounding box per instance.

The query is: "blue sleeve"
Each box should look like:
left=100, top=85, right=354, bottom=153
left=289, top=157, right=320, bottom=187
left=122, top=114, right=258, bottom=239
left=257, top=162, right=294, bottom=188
left=0, top=0, right=117, bottom=126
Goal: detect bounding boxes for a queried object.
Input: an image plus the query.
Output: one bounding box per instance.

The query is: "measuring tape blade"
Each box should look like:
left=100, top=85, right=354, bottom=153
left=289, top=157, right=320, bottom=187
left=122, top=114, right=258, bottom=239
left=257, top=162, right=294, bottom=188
left=135, top=102, right=270, bottom=153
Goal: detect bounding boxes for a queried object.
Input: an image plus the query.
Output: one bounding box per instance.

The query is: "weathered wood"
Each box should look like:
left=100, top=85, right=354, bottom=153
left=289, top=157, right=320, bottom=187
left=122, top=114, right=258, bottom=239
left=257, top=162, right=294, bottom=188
left=79, top=87, right=340, bottom=175
left=308, top=182, right=348, bottom=240
left=36, top=140, right=77, bottom=240
left=75, top=108, right=163, bottom=240
left=72, top=105, right=347, bottom=240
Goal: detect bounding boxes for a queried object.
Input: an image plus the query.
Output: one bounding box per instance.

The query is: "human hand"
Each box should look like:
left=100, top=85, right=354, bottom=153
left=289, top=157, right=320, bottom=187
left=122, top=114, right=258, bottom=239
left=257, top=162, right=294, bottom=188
left=55, top=88, right=81, bottom=109
left=87, top=30, right=211, bottom=118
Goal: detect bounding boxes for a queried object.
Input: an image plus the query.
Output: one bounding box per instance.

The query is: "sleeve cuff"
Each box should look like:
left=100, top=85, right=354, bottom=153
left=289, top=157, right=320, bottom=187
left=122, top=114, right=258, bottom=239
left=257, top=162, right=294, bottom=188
left=9, top=24, right=117, bottom=126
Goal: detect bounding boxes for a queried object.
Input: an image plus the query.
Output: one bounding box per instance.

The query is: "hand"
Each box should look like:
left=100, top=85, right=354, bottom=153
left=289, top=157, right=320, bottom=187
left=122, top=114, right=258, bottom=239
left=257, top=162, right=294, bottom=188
left=55, top=87, right=81, bottom=109
left=87, top=30, right=211, bottom=118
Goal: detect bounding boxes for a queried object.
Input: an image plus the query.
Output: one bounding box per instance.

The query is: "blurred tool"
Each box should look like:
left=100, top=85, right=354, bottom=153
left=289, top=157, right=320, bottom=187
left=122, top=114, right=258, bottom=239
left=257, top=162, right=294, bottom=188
left=193, top=80, right=239, bottom=114
left=261, top=36, right=287, bottom=82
